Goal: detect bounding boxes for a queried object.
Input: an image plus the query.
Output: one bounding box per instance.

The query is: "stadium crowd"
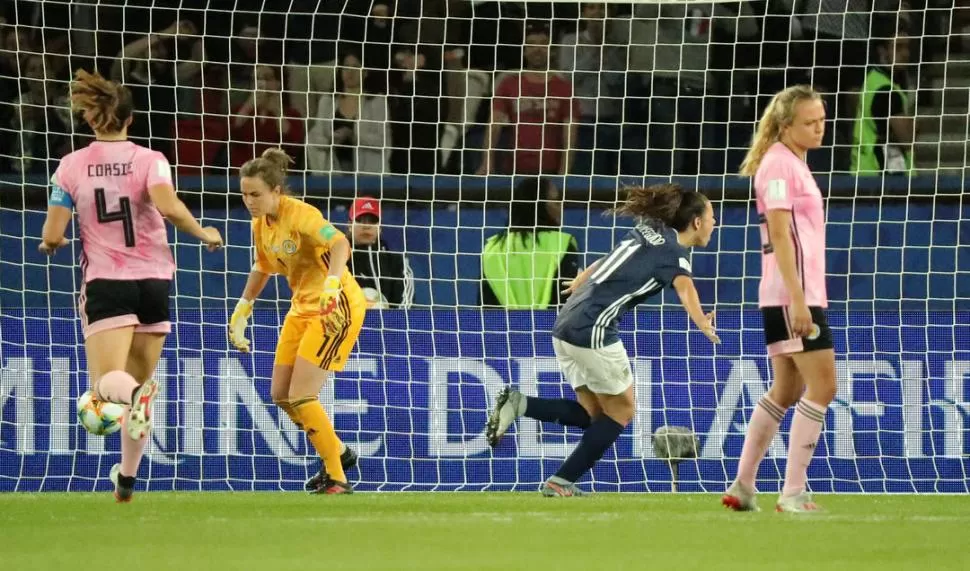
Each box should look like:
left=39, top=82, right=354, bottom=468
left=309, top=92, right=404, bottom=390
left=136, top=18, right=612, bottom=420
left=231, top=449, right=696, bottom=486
left=0, top=0, right=960, bottom=181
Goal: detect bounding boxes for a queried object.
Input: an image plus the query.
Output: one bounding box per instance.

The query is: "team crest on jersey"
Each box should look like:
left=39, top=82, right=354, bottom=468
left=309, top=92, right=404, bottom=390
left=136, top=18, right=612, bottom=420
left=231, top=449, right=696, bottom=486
left=282, top=239, right=298, bottom=255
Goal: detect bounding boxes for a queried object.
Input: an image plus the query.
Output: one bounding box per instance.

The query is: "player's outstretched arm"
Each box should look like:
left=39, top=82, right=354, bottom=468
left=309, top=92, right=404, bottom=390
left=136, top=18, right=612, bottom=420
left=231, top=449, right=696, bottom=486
left=228, top=267, right=270, bottom=353
left=672, top=275, right=719, bottom=344
left=39, top=205, right=72, bottom=255
left=147, top=183, right=223, bottom=250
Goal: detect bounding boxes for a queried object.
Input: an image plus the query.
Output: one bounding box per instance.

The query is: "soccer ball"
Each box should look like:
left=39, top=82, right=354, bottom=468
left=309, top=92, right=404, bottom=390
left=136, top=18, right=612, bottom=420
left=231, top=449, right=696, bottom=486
left=77, top=390, right=125, bottom=436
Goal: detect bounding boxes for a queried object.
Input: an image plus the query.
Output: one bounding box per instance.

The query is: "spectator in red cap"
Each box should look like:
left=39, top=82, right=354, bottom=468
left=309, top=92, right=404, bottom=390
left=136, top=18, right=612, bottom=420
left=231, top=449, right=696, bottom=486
left=347, top=197, right=414, bottom=308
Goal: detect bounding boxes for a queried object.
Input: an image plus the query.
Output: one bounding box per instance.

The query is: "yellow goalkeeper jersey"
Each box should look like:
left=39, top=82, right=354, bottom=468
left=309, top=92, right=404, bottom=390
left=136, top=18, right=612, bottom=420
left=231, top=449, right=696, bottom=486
left=252, top=195, right=364, bottom=317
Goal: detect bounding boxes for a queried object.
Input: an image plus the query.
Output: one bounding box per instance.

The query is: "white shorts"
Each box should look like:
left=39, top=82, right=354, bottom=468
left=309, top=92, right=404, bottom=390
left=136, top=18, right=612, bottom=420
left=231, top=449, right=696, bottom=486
left=552, top=338, right=634, bottom=396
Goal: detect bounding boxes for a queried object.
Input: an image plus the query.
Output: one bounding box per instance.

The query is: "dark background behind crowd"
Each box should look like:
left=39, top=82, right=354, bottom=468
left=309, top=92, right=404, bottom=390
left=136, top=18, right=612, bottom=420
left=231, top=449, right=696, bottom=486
left=0, top=0, right=966, bottom=183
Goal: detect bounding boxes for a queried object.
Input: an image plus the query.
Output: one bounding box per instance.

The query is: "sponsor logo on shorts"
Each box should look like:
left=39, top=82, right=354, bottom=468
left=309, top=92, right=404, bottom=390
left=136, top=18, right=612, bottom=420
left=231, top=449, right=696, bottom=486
left=806, top=324, right=820, bottom=341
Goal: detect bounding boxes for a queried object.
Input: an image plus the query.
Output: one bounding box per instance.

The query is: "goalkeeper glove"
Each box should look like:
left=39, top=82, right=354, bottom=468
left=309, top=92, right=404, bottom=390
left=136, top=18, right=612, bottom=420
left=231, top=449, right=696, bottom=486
left=319, top=276, right=347, bottom=335
left=229, top=298, right=254, bottom=352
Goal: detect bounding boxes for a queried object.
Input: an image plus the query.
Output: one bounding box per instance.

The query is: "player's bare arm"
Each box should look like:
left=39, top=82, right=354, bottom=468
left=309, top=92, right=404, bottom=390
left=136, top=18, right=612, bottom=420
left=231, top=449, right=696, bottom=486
left=39, top=204, right=72, bottom=255
left=324, top=235, right=351, bottom=279
left=242, top=266, right=271, bottom=301
left=147, top=183, right=223, bottom=249
left=672, top=274, right=719, bottom=344
left=765, top=208, right=812, bottom=335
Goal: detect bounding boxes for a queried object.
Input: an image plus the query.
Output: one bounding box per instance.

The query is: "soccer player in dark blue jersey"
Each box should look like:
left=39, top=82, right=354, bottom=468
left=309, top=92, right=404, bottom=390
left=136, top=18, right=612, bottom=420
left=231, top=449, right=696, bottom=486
left=487, top=183, right=720, bottom=496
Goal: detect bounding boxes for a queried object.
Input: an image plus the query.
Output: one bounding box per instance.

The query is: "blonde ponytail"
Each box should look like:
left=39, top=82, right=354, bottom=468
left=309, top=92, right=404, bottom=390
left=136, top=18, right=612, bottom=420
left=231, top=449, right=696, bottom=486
left=739, top=85, right=820, bottom=176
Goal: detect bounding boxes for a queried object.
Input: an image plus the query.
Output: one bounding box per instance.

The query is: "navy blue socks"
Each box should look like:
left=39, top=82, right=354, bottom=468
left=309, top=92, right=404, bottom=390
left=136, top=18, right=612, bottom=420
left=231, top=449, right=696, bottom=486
left=553, top=415, right=625, bottom=482
left=524, top=396, right=592, bottom=429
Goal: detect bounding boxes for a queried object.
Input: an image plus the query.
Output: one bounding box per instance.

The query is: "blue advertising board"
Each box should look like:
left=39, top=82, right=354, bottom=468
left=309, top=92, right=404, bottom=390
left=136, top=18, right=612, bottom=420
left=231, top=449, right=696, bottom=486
left=1, top=309, right=968, bottom=493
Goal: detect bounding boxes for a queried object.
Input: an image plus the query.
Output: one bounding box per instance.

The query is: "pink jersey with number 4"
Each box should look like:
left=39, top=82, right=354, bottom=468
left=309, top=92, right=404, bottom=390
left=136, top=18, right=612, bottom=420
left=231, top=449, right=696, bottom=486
left=754, top=142, right=828, bottom=308
left=51, top=140, right=176, bottom=282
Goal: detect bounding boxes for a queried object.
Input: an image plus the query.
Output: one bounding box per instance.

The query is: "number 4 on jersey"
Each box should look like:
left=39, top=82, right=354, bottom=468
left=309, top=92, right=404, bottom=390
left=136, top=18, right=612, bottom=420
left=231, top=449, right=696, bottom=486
left=95, top=187, right=135, bottom=247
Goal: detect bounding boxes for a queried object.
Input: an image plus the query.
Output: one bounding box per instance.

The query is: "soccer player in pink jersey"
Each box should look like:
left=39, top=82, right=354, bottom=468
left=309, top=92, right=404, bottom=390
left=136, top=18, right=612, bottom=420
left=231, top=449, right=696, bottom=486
left=722, top=85, right=835, bottom=513
left=39, top=70, right=223, bottom=502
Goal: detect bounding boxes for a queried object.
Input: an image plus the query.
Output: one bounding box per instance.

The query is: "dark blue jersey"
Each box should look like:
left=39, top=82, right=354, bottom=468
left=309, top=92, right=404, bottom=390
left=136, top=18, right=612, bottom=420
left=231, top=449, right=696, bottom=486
left=552, top=222, right=693, bottom=349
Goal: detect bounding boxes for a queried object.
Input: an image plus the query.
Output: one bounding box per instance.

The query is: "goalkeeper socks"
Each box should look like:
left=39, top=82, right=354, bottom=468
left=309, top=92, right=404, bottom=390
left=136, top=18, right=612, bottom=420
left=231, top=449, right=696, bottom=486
left=736, top=395, right=786, bottom=489
left=97, top=370, right=139, bottom=405
left=524, top=397, right=592, bottom=429
left=292, top=398, right=347, bottom=483
left=119, top=406, right=148, bottom=477
left=279, top=401, right=348, bottom=458
left=276, top=401, right=301, bottom=427
left=553, top=414, right=625, bottom=483
left=782, top=399, right=827, bottom=497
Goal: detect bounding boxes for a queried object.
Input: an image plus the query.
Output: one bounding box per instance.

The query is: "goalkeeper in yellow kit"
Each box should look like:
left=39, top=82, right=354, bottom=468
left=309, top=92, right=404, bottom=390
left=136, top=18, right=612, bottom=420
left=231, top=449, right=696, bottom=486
left=228, top=148, right=366, bottom=494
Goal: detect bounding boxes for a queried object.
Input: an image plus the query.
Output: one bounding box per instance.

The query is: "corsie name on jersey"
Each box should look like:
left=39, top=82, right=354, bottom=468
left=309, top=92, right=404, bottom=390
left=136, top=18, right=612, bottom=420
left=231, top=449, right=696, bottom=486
left=634, top=223, right=666, bottom=246
left=87, top=162, right=133, bottom=177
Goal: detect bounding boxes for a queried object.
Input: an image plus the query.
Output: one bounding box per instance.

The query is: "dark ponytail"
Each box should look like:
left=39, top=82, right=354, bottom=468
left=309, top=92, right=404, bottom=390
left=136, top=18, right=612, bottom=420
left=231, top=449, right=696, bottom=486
left=612, top=183, right=683, bottom=224
left=613, top=183, right=708, bottom=231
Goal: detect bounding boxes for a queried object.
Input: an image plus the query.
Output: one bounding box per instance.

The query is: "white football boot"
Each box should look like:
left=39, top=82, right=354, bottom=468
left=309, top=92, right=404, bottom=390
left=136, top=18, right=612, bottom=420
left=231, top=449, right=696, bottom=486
left=721, top=480, right=760, bottom=512
left=486, top=387, right=524, bottom=447
left=776, top=490, right=820, bottom=513
left=127, top=378, right=159, bottom=440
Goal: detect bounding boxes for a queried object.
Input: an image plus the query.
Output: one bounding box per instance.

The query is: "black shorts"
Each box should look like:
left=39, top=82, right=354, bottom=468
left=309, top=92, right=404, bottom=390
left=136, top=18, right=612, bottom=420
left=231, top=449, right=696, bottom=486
left=761, top=306, right=833, bottom=357
left=79, top=279, right=171, bottom=339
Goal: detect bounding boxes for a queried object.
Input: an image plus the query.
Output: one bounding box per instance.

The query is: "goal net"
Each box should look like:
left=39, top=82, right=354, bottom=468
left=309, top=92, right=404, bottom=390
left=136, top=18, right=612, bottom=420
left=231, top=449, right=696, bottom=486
left=0, top=0, right=968, bottom=493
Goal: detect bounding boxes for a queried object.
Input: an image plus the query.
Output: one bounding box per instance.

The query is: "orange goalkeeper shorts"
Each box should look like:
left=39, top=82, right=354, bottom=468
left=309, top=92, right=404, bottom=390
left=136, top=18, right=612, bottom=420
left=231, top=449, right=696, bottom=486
left=274, top=292, right=366, bottom=371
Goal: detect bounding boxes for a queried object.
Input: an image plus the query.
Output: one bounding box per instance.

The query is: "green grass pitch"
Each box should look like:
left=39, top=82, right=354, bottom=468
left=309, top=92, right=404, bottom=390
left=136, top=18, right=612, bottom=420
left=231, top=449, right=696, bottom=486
left=1, top=492, right=967, bottom=570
